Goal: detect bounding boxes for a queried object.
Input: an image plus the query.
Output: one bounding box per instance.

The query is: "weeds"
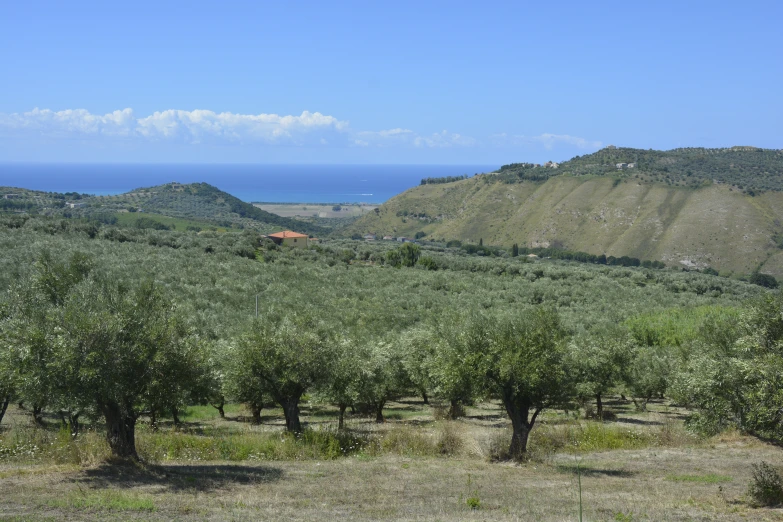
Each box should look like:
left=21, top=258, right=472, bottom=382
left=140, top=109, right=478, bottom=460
left=436, top=422, right=463, bottom=455
left=530, top=422, right=655, bottom=455
left=459, top=473, right=481, bottom=510
left=138, top=427, right=370, bottom=462
left=0, top=426, right=108, bottom=465
left=666, top=473, right=732, bottom=483
left=49, top=490, right=156, bottom=512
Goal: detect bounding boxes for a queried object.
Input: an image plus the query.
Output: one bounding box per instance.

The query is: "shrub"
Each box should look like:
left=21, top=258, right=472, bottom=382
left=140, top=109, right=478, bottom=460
left=749, top=272, right=778, bottom=289
left=747, top=462, right=783, bottom=507
left=436, top=422, right=463, bottom=455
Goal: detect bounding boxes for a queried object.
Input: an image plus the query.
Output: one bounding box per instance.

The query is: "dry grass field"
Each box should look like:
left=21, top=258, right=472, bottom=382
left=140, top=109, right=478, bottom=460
left=254, top=203, right=378, bottom=219
left=1, top=399, right=782, bottom=521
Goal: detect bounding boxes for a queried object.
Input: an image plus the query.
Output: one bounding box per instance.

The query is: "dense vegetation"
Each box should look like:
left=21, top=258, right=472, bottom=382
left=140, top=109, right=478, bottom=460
left=420, top=175, right=471, bottom=185
left=2, top=214, right=782, bottom=464
left=493, top=146, right=783, bottom=195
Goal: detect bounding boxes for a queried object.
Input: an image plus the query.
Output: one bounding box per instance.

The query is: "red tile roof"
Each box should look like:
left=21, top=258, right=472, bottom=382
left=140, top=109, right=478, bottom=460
left=268, top=230, right=308, bottom=239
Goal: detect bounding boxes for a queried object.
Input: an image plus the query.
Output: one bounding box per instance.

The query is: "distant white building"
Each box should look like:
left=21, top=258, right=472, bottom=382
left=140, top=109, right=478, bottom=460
left=363, top=234, right=376, bottom=241
left=627, top=163, right=636, bottom=168
left=616, top=163, right=627, bottom=169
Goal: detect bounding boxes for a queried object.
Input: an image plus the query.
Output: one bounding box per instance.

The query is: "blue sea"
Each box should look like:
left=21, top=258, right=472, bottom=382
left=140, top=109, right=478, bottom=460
left=0, top=164, right=497, bottom=203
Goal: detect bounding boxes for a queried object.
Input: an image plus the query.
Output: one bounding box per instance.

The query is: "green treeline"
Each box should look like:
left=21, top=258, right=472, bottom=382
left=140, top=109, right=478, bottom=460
left=1, top=215, right=781, bottom=462
left=0, top=199, right=37, bottom=212
left=493, top=146, right=783, bottom=195
left=420, top=175, right=469, bottom=185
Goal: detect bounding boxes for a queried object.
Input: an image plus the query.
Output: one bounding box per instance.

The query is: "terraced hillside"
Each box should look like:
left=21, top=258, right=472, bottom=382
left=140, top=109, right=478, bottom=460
left=344, top=147, right=783, bottom=277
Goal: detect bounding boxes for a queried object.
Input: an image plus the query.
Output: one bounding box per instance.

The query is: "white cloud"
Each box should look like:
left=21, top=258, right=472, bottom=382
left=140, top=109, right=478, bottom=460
left=413, top=130, right=477, bottom=148
left=0, top=108, right=348, bottom=144
left=0, top=107, right=136, bottom=137
left=491, top=132, right=602, bottom=150
left=353, top=128, right=415, bottom=147
left=0, top=107, right=599, bottom=157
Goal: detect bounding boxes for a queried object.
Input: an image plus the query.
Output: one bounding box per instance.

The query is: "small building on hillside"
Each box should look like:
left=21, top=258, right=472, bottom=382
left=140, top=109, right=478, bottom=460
left=382, top=235, right=394, bottom=241
left=363, top=234, right=377, bottom=241
left=268, top=230, right=309, bottom=248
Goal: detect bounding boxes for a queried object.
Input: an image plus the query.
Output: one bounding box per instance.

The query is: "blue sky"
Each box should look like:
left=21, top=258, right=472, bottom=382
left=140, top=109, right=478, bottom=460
left=0, top=1, right=780, bottom=164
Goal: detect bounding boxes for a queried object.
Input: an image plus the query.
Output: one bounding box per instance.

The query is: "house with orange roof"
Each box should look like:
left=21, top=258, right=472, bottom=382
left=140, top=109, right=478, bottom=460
left=268, top=230, right=309, bottom=248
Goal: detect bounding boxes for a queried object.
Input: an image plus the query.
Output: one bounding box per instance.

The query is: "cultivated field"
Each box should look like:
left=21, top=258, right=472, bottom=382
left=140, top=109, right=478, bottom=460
left=254, top=202, right=378, bottom=219
left=2, top=398, right=781, bottom=521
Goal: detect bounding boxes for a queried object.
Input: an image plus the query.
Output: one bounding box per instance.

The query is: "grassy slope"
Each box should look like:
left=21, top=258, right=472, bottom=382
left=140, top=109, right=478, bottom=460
left=345, top=176, right=783, bottom=276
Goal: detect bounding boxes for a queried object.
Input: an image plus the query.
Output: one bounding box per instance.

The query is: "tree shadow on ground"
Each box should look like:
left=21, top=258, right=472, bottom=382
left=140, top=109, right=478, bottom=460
left=613, top=417, right=664, bottom=426
left=395, top=399, right=429, bottom=406
left=555, top=464, right=635, bottom=478
left=74, top=461, right=284, bottom=492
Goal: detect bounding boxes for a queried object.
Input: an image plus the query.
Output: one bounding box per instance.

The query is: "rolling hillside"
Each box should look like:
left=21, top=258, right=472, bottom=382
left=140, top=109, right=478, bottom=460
left=344, top=146, right=783, bottom=277
left=1, top=182, right=328, bottom=236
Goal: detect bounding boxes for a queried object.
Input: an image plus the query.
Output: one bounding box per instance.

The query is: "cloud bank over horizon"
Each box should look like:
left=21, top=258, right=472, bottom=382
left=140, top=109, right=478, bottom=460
left=0, top=107, right=603, bottom=162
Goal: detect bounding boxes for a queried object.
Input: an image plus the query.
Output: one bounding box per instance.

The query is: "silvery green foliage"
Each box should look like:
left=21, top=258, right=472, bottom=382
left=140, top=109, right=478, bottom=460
left=0, top=217, right=771, bottom=437
left=567, top=325, right=635, bottom=414
left=673, top=294, right=783, bottom=439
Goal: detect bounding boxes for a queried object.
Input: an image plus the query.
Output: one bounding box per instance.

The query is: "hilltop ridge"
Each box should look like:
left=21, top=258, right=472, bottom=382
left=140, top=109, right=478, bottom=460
left=491, top=146, right=783, bottom=195
left=0, top=182, right=328, bottom=236
left=344, top=146, right=783, bottom=277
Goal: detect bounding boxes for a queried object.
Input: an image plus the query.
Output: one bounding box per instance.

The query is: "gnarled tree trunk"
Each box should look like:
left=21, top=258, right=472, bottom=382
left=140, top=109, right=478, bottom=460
left=59, top=411, right=81, bottom=438
left=502, top=390, right=541, bottom=461
left=596, top=393, right=603, bottom=419
left=338, top=403, right=348, bottom=430
left=100, top=401, right=139, bottom=460
left=374, top=400, right=386, bottom=423
left=0, top=396, right=10, bottom=425
left=171, top=407, right=181, bottom=427
left=278, top=396, right=303, bottom=433
left=448, top=399, right=464, bottom=420
left=32, top=404, right=44, bottom=426
left=211, top=397, right=226, bottom=418
left=250, top=402, right=262, bottom=425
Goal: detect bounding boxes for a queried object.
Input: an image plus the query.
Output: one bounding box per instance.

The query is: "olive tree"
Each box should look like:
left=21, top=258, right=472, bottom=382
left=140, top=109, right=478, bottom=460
left=54, top=278, right=204, bottom=459
left=465, top=308, right=573, bottom=459
left=673, top=293, right=783, bottom=439
left=0, top=252, right=93, bottom=431
left=223, top=341, right=267, bottom=424
left=230, top=313, right=336, bottom=433
left=400, top=327, right=436, bottom=405
left=429, top=316, right=482, bottom=418
left=311, top=337, right=363, bottom=429
left=354, top=338, right=410, bottom=423
left=623, top=344, right=675, bottom=411
left=567, top=326, right=634, bottom=418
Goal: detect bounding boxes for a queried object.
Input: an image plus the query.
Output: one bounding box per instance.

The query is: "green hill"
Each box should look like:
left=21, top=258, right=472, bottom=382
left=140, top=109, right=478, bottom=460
left=344, top=146, right=783, bottom=277
left=1, top=182, right=327, bottom=236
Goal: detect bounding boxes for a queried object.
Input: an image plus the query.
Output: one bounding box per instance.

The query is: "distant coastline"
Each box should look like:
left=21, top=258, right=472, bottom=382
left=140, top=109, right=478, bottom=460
left=0, top=163, right=497, bottom=204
